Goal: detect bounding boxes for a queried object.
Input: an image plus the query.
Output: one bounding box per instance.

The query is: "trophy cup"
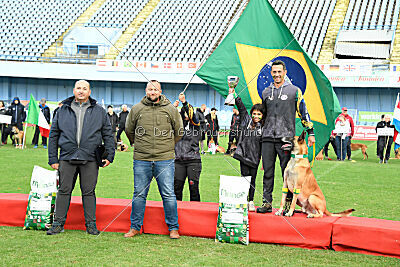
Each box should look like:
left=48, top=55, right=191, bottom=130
left=224, top=76, right=239, bottom=106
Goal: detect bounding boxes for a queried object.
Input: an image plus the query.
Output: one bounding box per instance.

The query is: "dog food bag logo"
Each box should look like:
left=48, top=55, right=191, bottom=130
left=219, top=175, right=250, bottom=204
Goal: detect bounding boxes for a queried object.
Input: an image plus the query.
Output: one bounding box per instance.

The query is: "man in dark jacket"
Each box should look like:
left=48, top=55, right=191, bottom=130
left=173, top=93, right=201, bottom=201
left=196, top=104, right=207, bottom=154
left=226, top=107, right=240, bottom=154
left=259, top=60, right=315, bottom=213
left=32, top=98, right=51, bottom=148
left=5, top=97, right=26, bottom=144
left=205, top=108, right=219, bottom=146
left=376, top=114, right=394, bottom=163
left=116, top=104, right=129, bottom=142
left=107, top=105, right=118, bottom=147
left=47, top=80, right=115, bottom=235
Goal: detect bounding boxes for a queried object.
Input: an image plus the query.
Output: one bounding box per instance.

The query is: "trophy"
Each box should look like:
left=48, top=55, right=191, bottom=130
left=224, top=76, right=239, bottom=106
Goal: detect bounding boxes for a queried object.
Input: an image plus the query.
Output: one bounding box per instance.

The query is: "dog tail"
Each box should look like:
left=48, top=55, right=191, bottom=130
left=326, top=209, right=355, bottom=217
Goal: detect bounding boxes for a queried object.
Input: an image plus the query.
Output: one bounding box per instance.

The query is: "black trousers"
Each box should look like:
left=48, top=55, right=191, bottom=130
left=346, top=138, right=352, bottom=159
left=32, top=125, right=47, bottom=146
left=0, top=124, right=6, bottom=143
left=54, top=161, right=99, bottom=225
left=261, top=141, right=292, bottom=204
left=116, top=127, right=125, bottom=141
left=227, top=130, right=240, bottom=152
left=240, top=162, right=258, bottom=202
left=174, top=161, right=201, bottom=201
left=323, top=137, right=337, bottom=158
left=377, top=136, right=393, bottom=161
left=207, top=130, right=218, bottom=146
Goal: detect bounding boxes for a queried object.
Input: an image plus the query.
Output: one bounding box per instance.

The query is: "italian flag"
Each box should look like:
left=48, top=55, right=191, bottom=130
left=26, top=94, right=51, bottom=138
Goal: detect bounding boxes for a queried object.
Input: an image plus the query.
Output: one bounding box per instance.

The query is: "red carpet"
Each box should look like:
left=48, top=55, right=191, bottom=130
left=0, top=193, right=399, bottom=258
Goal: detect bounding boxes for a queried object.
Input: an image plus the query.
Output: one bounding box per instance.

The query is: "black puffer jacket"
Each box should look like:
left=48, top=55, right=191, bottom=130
left=175, top=102, right=201, bottom=162
left=48, top=96, right=115, bottom=165
left=196, top=108, right=207, bottom=132
left=107, top=112, right=119, bottom=132
left=40, top=105, right=51, bottom=124
left=118, top=111, right=129, bottom=129
left=7, top=97, right=26, bottom=124
left=233, top=97, right=262, bottom=168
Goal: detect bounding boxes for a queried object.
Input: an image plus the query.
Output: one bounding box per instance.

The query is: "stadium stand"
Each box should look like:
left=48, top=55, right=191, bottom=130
left=116, top=0, right=244, bottom=62
left=85, top=0, right=149, bottom=30
left=0, top=0, right=95, bottom=61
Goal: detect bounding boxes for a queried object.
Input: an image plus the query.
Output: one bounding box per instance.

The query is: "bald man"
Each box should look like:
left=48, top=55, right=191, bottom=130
left=125, top=80, right=183, bottom=239
left=47, top=80, right=115, bottom=235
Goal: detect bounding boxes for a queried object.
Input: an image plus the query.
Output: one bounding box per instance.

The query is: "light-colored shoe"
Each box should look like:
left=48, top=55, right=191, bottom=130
left=248, top=201, right=256, bottom=212
left=124, top=228, right=141, bottom=238
left=169, top=230, right=180, bottom=239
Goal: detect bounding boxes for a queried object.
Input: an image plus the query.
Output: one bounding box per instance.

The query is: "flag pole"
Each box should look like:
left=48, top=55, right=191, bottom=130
left=22, top=122, right=27, bottom=149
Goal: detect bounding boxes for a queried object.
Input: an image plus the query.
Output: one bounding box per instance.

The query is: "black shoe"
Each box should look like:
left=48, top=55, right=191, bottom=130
left=256, top=203, right=272, bottom=213
left=47, top=223, right=64, bottom=235
left=86, top=223, right=100, bottom=235
left=379, top=159, right=383, bottom=164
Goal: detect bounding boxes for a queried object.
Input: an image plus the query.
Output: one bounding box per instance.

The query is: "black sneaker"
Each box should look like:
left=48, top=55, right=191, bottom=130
left=47, top=223, right=64, bottom=235
left=256, top=203, right=272, bottom=213
left=86, top=223, right=100, bottom=235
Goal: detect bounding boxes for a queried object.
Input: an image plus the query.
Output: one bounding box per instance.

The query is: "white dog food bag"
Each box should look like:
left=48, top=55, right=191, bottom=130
left=216, top=175, right=251, bottom=245
left=23, top=166, right=58, bottom=230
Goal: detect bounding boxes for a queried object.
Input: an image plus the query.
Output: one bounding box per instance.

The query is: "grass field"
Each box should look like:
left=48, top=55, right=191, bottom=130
left=1, top=127, right=400, bottom=265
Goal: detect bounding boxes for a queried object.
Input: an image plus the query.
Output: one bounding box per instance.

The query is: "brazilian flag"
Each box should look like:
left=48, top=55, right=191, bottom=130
left=196, top=0, right=341, bottom=159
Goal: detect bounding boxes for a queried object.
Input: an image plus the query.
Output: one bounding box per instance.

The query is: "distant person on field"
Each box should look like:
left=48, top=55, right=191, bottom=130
left=375, top=114, right=385, bottom=157
left=196, top=104, right=207, bottom=154
left=47, top=80, right=115, bottom=235
left=323, top=132, right=337, bottom=161
left=0, top=100, right=7, bottom=145
left=376, top=114, right=394, bottom=164
left=335, top=107, right=354, bottom=160
left=205, top=107, right=219, bottom=147
left=52, top=102, right=63, bottom=120
left=124, top=80, right=183, bottom=239
left=334, top=114, right=351, bottom=161
left=173, top=93, right=202, bottom=201
left=107, top=105, right=119, bottom=147
left=5, top=97, right=26, bottom=145
left=32, top=98, right=50, bottom=148
left=226, top=107, right=240, bottom=155
left=116, top=104, right=129, bottom=143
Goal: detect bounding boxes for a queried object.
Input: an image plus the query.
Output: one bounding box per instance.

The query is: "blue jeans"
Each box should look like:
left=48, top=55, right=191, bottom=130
left=130, top=159, right=179, bottom=231
left=335, top=136, right=349, bottom=160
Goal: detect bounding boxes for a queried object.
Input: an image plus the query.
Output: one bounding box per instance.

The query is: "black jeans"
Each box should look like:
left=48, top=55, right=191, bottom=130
left=32, top=125, right=47, bottom=146
left=116, top=127, right=125, bottom=141
left=54, top=161, right=99, bottom=225
left=377, top=136, right=393, bottom=161
left=240, top=162, right=258, bottom=202
left=174, top=161, right=201, bottom=201
left=346, top=137, right=352, bottom=159
left=261, top=141, right=291, bottom=204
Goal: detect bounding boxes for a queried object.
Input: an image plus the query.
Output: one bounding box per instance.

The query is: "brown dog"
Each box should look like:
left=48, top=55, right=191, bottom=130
left=117, top=140, right=129, bottom=152
left=209, top=139, right=226, bottom=153
left=12, top=126, right=24, bottom=149
left=395, top=148, right=400, bottom=159
left=275, top=131, right=354, bottom=218
left=351, top=143, right=368, bottom=160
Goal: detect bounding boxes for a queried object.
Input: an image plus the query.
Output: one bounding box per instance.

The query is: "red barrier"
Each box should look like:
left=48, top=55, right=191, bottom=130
left=1, top=193, right=399, bottom=258
left=332, top=216, right=400, bottom=258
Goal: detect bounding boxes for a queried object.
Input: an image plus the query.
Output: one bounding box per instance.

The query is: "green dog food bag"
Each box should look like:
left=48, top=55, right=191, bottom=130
left=23, top=166, right=58, bottom=230
left=216, top=175, right=251, bottom=245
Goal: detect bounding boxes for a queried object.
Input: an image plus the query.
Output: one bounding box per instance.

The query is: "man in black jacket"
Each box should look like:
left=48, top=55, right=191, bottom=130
left=47, top=80, right=115, bottom=235
left=196, top=104, right=207, bottom=154
left=376, top=114, right=394, bottom=163
left=205, top=108, right=219, bottom=146
left=5, top=97, right=26, bottom=145
left=32, top=98, right=51, bottom=148
left=116, top=104, right=129, bottom=142
left=107, top=105, right=118, bottom=147
left=226, top=108, right=240, bottom=154
left=173, top=93, right=201, bottom=201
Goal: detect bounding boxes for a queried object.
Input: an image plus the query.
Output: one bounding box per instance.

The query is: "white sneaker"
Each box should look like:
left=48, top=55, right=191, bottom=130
left=248, top=201, right=255, bottom=212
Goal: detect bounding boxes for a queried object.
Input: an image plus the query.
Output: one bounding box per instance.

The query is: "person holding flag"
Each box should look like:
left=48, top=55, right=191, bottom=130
left=26, top=95, right=50, bottom=146
left=31, top=98, right=51, bottom=148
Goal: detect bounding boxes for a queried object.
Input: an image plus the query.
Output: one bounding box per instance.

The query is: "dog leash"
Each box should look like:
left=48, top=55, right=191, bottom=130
left=310, top=143, right=316, bottom=168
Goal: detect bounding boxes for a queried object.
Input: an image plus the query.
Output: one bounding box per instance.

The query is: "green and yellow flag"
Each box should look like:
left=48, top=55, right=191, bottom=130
left=196, top=0, right=341, bottom=158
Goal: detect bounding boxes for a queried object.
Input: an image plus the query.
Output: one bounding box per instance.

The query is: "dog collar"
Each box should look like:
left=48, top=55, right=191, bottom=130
left=291, top=154, right=308, bottom=159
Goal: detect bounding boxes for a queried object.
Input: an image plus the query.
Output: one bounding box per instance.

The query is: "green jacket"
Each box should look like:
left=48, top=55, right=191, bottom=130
left=125, top=95, right=183, bottom=161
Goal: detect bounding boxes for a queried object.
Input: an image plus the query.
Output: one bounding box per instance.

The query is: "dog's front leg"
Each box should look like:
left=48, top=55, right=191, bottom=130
left=285, top=186, right=301, bottom=217
left=275, top=180, right=289, bottom=216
